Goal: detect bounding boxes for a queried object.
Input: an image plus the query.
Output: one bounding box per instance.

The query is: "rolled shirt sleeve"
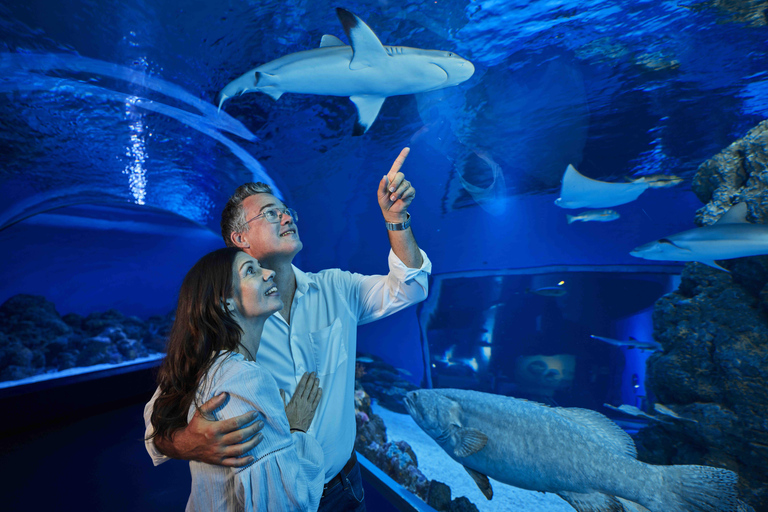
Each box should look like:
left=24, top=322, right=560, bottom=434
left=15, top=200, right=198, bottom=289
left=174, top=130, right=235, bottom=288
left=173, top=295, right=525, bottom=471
left=143, top=386, right=170, bottom=466
left=357, top=248, right=432, bottom=325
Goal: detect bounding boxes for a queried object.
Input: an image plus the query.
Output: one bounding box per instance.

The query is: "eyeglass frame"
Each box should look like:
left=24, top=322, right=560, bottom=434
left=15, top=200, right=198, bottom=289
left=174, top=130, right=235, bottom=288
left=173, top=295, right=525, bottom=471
left=245, top=207, right=299, bottom=225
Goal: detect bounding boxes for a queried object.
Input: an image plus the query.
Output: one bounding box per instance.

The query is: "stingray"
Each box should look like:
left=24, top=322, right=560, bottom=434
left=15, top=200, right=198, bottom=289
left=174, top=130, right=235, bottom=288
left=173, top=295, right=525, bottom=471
left=555, top=164, right=650, bottom=209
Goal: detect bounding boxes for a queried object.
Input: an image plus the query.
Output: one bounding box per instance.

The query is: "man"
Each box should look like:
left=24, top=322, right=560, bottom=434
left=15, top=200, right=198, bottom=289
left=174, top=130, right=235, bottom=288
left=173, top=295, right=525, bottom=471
left=144, top=148, right=431, bottom=511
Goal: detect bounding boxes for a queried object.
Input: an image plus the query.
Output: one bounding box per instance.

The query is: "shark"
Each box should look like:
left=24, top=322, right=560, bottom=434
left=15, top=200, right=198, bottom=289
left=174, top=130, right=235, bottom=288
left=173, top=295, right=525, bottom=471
left=404, top=388, right=746, bottom=512
left=555, top=164, right=650, bottom=209
left=217, top=8, right=475, bottom=135
left=590, top=335, right=662, bottom=351
left=630, top=202, right=768, bottom=271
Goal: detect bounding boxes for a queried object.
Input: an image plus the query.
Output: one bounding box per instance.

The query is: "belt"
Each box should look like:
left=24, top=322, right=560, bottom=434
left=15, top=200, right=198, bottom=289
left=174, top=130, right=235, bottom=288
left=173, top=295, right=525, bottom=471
left=322, top=452, right=357, bottom=497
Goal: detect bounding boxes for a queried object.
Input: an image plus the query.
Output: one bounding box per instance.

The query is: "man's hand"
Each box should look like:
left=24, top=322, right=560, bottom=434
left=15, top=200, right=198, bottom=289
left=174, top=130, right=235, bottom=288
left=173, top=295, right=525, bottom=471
left=378, top=147, right=415, bottom=223
left=155, top=392, right=264, bottom=467
left=280, top=372, right=322, bottom=433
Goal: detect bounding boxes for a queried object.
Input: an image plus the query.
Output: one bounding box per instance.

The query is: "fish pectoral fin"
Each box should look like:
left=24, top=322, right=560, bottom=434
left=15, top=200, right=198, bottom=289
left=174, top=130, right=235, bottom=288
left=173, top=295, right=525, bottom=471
left=349, top=96, right=386, bottom=136
left=336, top=8, right=389, bottom=70
left=556, top=491, right=624, bottom=512
left=320, top=34, right=346, bottom=47
left=463, top=466, right=493, bottom=500
left=453, top=427, right=488, bottom=457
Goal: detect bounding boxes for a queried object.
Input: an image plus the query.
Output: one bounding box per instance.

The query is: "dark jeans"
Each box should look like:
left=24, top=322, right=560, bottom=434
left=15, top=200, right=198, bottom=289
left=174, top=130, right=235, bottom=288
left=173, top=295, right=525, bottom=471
left=317, top=460, right=366, bottom=512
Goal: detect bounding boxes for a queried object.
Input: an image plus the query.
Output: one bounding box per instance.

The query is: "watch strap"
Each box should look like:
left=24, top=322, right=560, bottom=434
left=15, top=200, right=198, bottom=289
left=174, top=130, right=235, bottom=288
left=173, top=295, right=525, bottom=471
left=385, top=212, right=411, bottom=231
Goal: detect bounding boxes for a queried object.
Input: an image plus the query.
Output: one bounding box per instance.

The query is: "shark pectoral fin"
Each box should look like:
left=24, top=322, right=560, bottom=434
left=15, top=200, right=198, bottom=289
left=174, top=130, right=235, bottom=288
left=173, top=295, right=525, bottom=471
left=453, top=427, right=488, bottom=457
left=463, top=466, right=493, bottom=500
left=336, top=8, right=389, bottom=70
left=251, top=72, right=282, bottom=101
left=349, top=96, right=386, bottom=135
left=320, top=34, right=346, bottom=47
left=556, top=491, right=624, bottom=512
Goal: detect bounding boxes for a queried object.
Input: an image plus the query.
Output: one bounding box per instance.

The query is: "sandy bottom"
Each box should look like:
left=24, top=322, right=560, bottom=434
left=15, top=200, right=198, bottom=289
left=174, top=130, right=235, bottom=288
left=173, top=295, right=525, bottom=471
left=373, top=400, right=574, bottom=512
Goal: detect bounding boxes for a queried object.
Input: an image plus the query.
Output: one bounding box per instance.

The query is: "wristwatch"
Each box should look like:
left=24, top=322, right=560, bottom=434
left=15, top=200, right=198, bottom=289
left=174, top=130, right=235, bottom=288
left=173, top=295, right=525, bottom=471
left=385, top=212, right=411, bottom=231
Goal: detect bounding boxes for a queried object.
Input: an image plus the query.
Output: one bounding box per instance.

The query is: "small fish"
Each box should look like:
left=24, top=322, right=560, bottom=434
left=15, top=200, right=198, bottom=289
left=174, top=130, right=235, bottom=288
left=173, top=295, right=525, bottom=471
left=396, top=368, right=413, bottom=377
left=527, top=286, right=567, bottom=297
left=626, top=174, right=683, bottom=188
left=356, top=357, right=374, bottom=364
left=567, top=209, right=620, bottom=224
left=591, top=335, right=662, bottom=351
left=654, top=403, right=698, bottom=423
left=405, top=388, right=743, bottom=511
left=603, top=403, right=665, bottom=422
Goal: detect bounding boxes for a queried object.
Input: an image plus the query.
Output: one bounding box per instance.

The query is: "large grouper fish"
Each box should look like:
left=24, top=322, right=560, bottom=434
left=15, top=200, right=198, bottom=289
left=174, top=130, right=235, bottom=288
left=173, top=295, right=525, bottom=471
left=404, top=388, right=750, bottom=512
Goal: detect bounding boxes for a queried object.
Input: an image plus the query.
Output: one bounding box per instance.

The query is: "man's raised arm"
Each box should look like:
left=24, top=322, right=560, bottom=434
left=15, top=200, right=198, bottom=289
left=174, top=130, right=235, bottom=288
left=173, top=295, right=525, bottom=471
left=377, top=147, right=424, bottom=269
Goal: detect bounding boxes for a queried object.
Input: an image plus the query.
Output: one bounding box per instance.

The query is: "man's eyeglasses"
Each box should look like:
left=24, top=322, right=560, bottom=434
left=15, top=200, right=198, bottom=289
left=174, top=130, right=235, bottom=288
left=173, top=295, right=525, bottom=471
left=246, top=207, right=299, bottom=224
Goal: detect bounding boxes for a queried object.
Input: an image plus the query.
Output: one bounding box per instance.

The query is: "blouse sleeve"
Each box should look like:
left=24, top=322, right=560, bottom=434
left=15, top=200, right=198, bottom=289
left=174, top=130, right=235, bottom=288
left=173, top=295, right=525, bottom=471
left=197, top=355, right=325, bottom=512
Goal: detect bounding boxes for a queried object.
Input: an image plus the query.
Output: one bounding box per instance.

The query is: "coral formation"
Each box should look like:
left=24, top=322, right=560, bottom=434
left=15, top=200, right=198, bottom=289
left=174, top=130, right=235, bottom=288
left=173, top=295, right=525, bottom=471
left=0, top=294, right=173, bottom=382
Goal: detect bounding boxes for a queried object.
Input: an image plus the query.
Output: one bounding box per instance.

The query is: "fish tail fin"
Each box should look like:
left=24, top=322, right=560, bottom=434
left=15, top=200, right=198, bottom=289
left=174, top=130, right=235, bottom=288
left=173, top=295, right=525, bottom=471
left=652, top=465, right=740, bottom=512
left=567, top=215, right=575, bottom=224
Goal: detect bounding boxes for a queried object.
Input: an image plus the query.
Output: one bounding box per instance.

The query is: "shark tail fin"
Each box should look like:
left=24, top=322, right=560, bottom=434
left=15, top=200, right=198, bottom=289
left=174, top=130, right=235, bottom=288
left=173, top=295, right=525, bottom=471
left=217, top=94, right=228, bottom=113
left=651, top=465, right=740, bottom=512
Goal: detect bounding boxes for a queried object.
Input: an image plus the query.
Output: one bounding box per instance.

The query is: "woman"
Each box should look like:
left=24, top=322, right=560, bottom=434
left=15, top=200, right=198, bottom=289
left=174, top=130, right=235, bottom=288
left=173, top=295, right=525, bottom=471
left=149, top=247, right=324, bottom=511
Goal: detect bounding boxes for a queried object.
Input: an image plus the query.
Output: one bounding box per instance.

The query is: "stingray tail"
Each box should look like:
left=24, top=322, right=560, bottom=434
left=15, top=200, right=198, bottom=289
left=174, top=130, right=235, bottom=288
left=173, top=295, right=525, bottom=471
left=654, top=465, right=741, bottom=512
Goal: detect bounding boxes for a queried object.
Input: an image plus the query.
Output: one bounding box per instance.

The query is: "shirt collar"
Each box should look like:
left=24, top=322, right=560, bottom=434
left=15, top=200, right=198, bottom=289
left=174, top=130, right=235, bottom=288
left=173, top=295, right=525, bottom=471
left=291, top=264, right=319, bottom=295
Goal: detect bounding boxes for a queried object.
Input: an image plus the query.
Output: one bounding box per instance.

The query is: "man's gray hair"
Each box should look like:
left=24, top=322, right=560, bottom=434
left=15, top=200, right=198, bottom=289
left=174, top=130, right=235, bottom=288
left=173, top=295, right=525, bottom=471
left=220, top=182, right=274, bottom=247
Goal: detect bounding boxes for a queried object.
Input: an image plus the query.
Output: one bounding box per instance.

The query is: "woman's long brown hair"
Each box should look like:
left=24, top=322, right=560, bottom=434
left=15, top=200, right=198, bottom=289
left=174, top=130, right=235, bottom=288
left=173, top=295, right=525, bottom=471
left=149, top=247, right=244, bottom=442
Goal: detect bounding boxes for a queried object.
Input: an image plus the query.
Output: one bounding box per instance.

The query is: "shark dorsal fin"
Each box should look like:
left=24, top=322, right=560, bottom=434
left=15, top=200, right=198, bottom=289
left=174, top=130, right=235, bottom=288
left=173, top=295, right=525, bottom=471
left=452, top=426, right=488, bottom=457
left=714, top=202, right=749, bottom=225
left=464, top=466, right=493, bottom=500
left=336, top=8, right=389, bottom=70
left=320, top=34, right=346, bottom=48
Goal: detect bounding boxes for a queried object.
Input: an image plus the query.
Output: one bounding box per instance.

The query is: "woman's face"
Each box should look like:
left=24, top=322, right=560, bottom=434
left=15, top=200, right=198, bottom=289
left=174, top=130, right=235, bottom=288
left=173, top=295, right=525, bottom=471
left=229, top=252, right=283, bottom=320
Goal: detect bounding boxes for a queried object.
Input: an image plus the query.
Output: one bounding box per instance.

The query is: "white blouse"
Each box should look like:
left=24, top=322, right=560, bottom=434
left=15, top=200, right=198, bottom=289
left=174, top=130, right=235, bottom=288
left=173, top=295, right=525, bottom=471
left=183, top=352, right=324, bottom=512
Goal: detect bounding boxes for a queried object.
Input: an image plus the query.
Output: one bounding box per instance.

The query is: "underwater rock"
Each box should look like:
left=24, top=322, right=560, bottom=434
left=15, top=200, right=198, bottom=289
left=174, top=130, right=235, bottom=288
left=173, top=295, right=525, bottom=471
left=0, top=294, right=73, bottom=350
left=696, top=0, right=768, bottom=27
left=355, top=353, right=419, bottom=414
left=641, top=121, right=768, bottom=510
left=0, top=294, right=173, bottom=383
left=692, top=119, right=768, bottom=226
left=427, top=480, right=452, bottom=511
left=446, top=497, right=479, bottom=512
left=641, top=262, right=768, bottom=509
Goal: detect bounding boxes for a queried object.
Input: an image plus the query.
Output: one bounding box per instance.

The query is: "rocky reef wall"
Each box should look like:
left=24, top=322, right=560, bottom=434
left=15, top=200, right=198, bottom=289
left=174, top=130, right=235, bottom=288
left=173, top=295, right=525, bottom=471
left=637, top=120, right=768, bottom=511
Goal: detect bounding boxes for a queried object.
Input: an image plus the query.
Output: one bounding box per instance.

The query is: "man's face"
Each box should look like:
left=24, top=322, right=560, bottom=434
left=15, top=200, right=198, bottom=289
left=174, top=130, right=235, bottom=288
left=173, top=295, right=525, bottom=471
left=236, top=193, right=302, bottom=262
